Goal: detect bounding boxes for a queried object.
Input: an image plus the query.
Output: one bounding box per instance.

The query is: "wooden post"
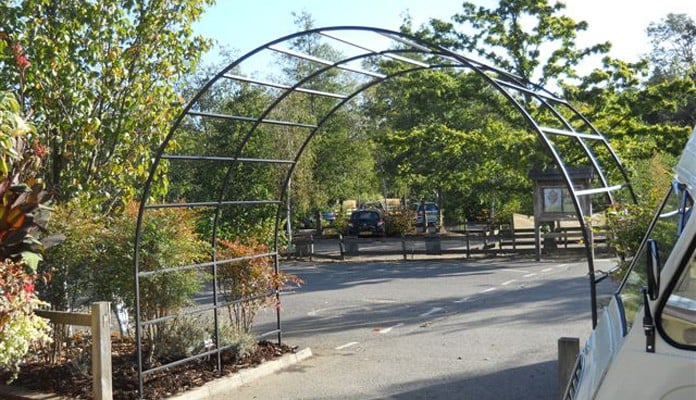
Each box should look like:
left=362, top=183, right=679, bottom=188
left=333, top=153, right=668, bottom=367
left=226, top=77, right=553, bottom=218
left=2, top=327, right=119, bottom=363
left=401, top=235, right=407, bottom=260
left=558, top=337, right=579, bottom=400
left=92, top=302, right=112, bottom=400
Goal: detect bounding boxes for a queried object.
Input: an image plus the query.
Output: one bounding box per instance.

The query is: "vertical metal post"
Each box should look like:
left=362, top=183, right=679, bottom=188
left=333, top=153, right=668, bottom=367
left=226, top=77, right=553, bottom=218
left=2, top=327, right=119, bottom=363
left=274, top=253, right=282, bottom=345
left=286, top=178, right=293, bottom=244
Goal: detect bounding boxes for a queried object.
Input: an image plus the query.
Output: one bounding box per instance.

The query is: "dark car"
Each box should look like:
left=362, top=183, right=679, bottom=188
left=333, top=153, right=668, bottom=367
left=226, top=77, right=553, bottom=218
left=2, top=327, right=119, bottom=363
left=347, top=210, right=385, bottom=237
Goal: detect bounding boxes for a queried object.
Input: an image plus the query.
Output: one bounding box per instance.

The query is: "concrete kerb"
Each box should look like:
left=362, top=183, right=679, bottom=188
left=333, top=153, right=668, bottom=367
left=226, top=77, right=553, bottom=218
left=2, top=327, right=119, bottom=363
left=0, top=348, right=312, bottom=400
left=166, top=347, right=313, bottom=400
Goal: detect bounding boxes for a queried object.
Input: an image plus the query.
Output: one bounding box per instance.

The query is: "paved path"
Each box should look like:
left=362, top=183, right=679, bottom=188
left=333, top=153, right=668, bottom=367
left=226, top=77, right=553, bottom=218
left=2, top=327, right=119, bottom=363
left=217, top=257, right=618, bottom=400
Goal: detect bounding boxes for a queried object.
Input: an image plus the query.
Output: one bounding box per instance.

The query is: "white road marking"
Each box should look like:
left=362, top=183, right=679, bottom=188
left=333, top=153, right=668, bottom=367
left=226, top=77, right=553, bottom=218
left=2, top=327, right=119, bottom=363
left=419, top=307, right=444, bottom=317
left=335, top=342, right=359, bottom=350
left=523, top=273, right=537, bottom=278
left=378, top=323, right=404, bottom=334
left=307, top=307, right=332, bottom=316
left=500, top=268, right=531, bottom=274
left=481, top=287, right=496, bottom=293
left=541, top=268, right=553, bottom=272
left=364, top=298, right=398, bottom=304
left=453, top=297, right=469, bottom=303
left=501, top=280, right=516, bottom=286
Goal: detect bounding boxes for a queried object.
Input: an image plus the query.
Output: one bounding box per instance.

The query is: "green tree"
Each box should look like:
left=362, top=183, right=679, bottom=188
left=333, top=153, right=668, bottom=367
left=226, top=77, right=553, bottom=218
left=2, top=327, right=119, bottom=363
left=0, top=0, right=213, bottom=210
left=647, top=13, right=696, bottom=81
left=565, top=12, right=695, bottom=172
left=277, top=12, right=379, bottom=216
left=417, top=0, right=610, bottom=86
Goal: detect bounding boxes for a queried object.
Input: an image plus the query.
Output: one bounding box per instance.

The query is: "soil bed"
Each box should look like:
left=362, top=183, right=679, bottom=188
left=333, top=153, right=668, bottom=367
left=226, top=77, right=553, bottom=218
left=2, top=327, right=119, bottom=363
left=2, top=337, right=297, bottom=399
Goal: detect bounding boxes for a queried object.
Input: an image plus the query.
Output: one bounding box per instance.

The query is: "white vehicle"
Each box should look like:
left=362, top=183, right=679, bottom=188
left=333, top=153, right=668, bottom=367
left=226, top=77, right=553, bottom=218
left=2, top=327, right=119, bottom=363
left=564, top=128, right=696, bottom=399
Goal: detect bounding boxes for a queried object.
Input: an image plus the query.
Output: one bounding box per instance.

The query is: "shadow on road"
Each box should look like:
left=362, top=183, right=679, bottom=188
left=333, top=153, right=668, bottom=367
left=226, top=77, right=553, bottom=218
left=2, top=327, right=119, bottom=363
left=254, top=259, right=616, bottom=339
left=375, top=360, right=558, bottom=400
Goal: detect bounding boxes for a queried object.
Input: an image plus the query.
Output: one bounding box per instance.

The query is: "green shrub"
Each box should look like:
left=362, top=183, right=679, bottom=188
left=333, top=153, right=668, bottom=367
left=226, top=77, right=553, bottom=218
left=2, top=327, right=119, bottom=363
left=384, top=209, right=415, bottom=236
left=153, top=315, right=210, bottom=362
left=0, top=260, right=51, bottom=381
left=40, top=198, right=105, bottom=311
left=105, top=203, right=209, bottom=360
left=216, top=239, right=302, bottom=334
left=0, top=90, right=52, bottom=380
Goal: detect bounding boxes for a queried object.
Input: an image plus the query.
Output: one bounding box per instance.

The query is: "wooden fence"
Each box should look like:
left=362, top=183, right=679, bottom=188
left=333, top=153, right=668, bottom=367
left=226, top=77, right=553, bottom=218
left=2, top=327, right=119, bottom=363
left=35, top=302, right=112, bottom=400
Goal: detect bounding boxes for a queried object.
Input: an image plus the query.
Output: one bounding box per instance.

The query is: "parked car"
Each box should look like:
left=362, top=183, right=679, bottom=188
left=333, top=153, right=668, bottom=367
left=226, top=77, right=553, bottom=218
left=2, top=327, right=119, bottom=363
left=347, top=209, right=385, bottom=237
left=411, top=202, right=439, bottom=227
left=321, top=210, right=336, bottom=224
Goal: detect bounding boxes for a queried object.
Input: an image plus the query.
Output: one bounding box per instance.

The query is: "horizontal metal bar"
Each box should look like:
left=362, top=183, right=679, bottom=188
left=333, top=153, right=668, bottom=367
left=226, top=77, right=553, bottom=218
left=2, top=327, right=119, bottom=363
left=540, top=126, right=604, bottom=140
left=575, top=183, right=629, bottom=197
left=161, top=154, right=296, bottom=164
left=257, top=329, right=281, bottom=339
left=142, top=340, right=241, bottom=376
left=141, top=291, right=275, bottom=327
left=379, top=32, right=433, bottom=52
left=144, top=200, right=281, bottom=209
left=142, top=347, right=219, bottom=376
left=187, top=110, right=318, bottom=129
left=491, top=78, right=566, bottom=103
left=142, top=304, right=219, bottom=327
left=319, top=31, right=431, bottom=68
left=223, top=74, right=348, bottom=99
left=139, top=252, right=278, bottom=278
left=268, top=45, right=386, bottom=79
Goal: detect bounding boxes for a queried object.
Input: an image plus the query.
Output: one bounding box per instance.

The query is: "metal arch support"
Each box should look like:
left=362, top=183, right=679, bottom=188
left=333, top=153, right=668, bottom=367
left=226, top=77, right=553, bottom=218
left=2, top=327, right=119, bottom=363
left=134, top=26, right=635, bottom=398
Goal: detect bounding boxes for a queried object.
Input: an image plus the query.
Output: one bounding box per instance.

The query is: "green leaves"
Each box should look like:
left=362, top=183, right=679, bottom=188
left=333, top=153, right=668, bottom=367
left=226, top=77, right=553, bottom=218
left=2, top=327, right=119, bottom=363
left=421, top=0, right=609, bottom=87
left=0, top=0, right=214, bottom=210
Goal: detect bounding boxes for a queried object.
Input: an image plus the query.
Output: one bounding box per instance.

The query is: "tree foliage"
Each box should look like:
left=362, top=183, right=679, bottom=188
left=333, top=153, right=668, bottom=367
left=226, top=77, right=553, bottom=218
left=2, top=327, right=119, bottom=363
left=415, top=0, right=610, bottom=86
left=0, top=0, right=213, bottom=210
left=647, top=13, right=696, bottom=81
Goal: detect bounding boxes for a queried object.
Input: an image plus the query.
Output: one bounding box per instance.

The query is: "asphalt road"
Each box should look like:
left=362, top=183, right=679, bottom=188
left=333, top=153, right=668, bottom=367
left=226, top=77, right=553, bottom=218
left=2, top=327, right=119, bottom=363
left=215, top=256, right=618, bottom=400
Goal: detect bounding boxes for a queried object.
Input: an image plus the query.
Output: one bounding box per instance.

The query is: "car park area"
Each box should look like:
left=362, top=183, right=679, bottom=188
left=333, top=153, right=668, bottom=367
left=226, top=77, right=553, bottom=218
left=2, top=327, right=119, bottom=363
left=233, top=257, right=618, bottom=400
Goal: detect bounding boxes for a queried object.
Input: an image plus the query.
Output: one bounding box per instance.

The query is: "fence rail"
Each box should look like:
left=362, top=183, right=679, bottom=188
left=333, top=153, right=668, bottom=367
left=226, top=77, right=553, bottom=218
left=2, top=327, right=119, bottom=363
left=292, top=227, right=608, bottom=261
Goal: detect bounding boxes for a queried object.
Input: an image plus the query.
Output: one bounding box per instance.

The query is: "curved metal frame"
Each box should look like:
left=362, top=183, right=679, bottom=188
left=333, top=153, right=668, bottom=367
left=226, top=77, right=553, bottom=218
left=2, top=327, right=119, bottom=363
left=133, top=26, right=636, bottom=397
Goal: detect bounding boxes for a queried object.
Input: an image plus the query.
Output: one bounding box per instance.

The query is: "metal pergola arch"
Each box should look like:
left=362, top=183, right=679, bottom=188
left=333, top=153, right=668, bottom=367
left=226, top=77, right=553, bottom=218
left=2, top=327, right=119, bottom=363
left=134, top=26, right=636, bottom=396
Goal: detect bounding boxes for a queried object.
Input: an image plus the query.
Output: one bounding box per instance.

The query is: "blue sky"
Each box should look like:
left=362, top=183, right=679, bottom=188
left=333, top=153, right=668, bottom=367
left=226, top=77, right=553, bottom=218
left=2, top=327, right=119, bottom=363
left=194, top=0, right=695, bottom=74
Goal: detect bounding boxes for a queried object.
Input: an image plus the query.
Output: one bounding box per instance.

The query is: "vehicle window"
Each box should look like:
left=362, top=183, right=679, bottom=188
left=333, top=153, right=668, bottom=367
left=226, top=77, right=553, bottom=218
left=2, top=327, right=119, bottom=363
left=659, top=238, right=696, bottom=348
left=620, top=184, right=690, bottom=332
left=354, top=212, right=377, bottom=221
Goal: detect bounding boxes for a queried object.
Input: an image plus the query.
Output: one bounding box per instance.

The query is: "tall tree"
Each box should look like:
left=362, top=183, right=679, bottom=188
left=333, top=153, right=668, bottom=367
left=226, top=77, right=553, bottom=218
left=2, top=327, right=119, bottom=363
left=0, top=0, right=213, bottom=210
left=415, top=0, right=610, bottom=87
left=647, top=13, right=696, bottom=81
left=278, top=12, right=379, bottom=213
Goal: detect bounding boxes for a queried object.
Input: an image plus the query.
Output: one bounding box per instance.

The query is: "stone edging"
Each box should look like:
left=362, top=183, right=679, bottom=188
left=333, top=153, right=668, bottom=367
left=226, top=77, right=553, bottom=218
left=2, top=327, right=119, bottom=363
left=0, top=347, right=313, bottom=400
left=166, top=347, right=313, bottom=400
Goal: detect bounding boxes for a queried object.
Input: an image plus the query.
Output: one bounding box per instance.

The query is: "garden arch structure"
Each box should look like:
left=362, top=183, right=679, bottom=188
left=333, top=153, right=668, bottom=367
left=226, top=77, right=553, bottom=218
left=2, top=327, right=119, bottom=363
left=134, top=26, right=636, bottom=395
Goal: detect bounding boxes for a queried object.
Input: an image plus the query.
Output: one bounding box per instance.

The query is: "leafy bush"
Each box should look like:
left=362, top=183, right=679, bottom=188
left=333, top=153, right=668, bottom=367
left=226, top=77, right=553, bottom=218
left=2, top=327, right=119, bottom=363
left=599, top=152, right=676, bottom=274
left=216, top=239, right=302, bottom=334
left=384, top=209, right=415, bottom=236
left=153, top=315, right=211, bottom=362
left=0, top=260, right=51, bottom=381
left=40, top=198, right=105, bottom=311
left=218, top=320, right=258, bottom=360
left=0, top=90, right=52, bottom=380
left=102, top=202, right=210, bottom=360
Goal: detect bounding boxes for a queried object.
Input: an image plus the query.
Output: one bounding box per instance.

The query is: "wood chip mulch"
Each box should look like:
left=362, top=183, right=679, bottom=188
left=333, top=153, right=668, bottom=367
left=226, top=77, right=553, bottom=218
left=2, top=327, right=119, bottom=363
left=2, top=337, right=297, bottom=399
